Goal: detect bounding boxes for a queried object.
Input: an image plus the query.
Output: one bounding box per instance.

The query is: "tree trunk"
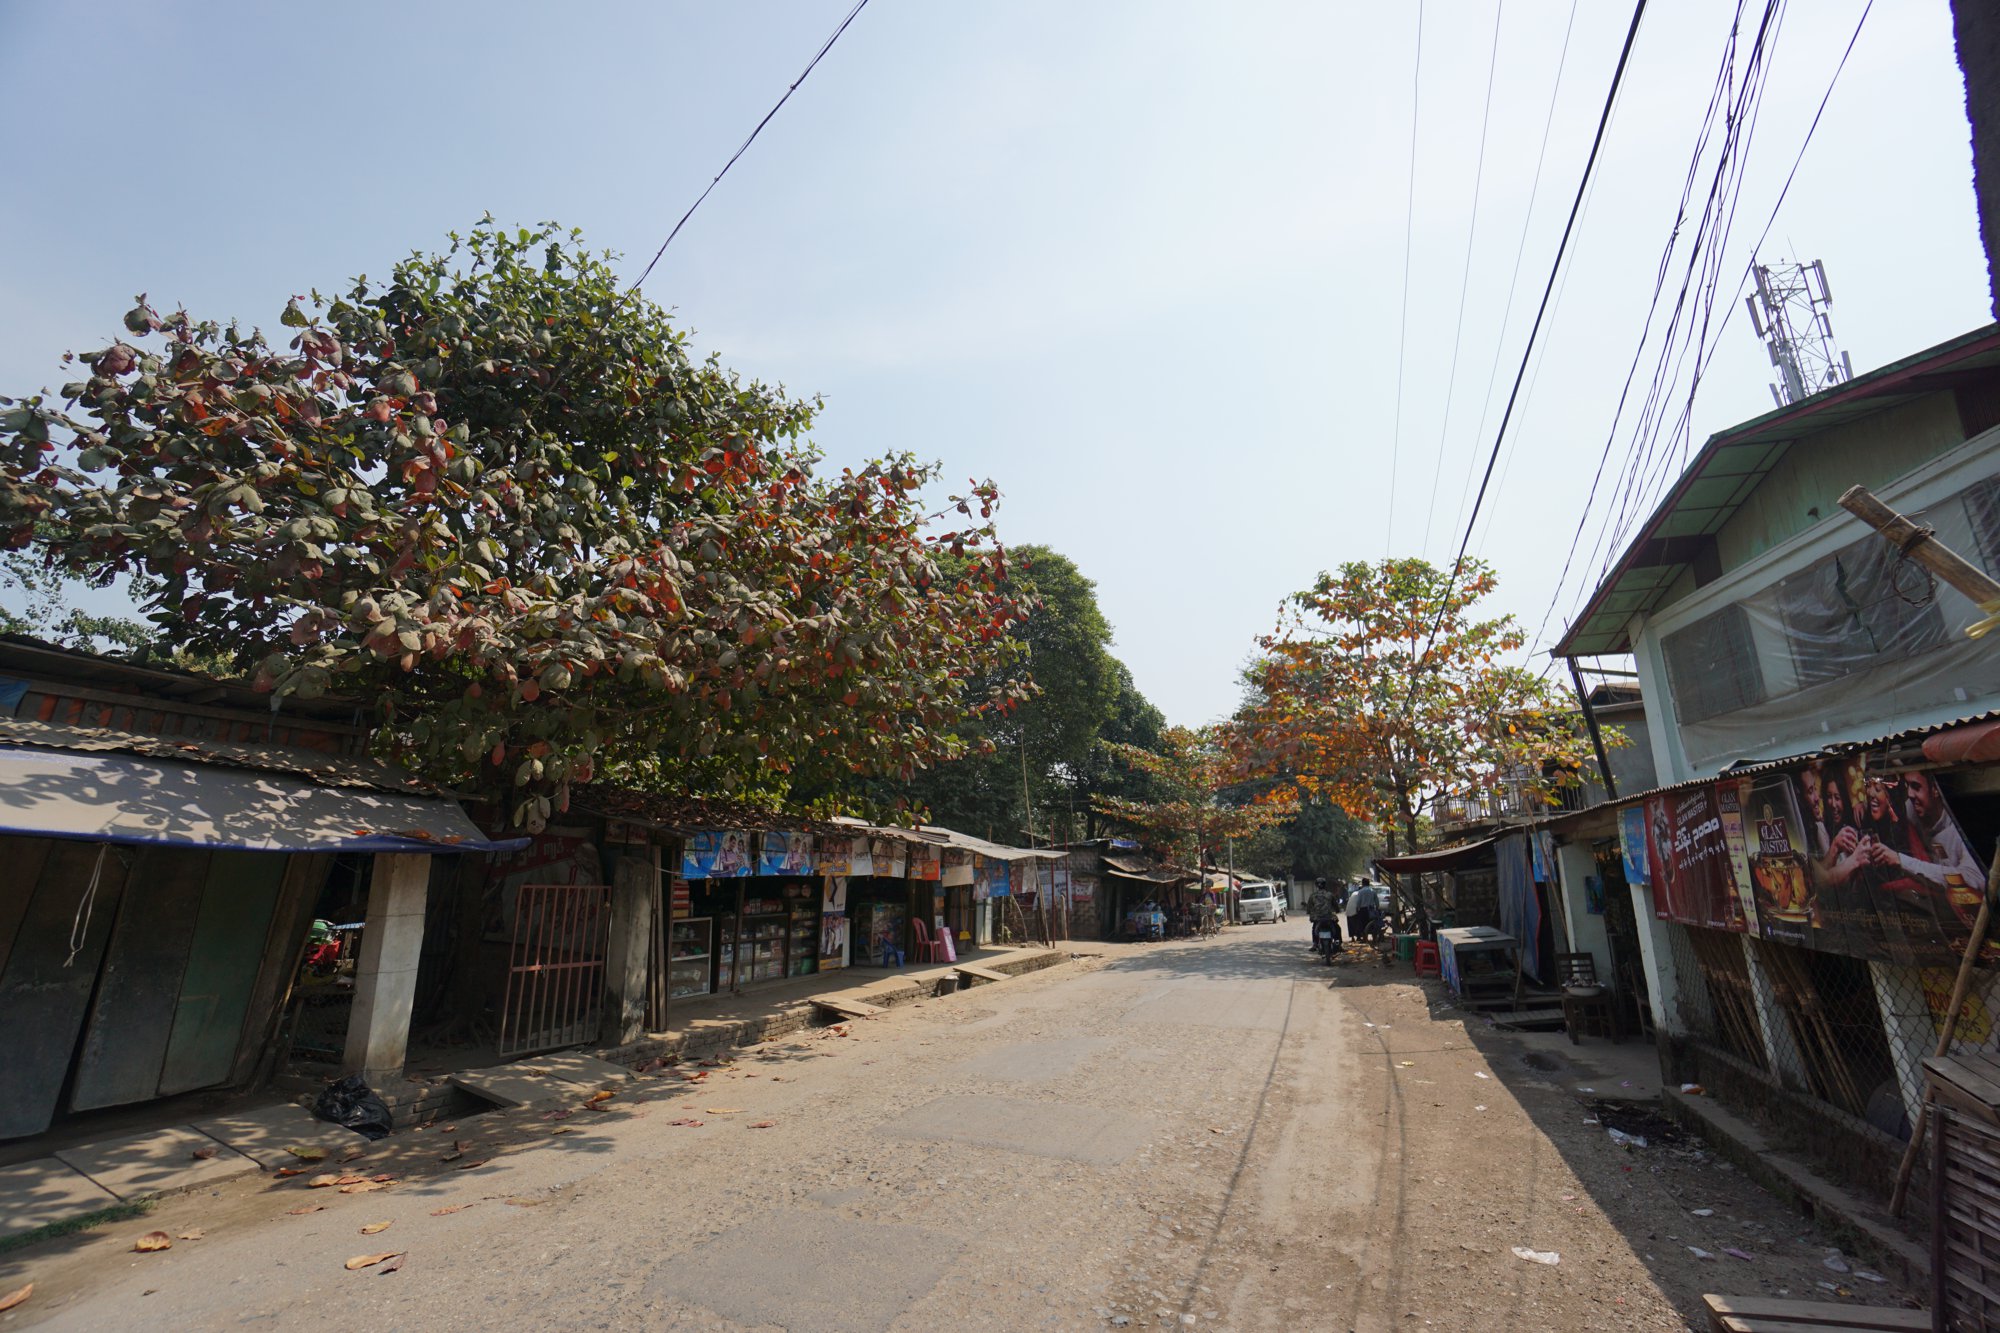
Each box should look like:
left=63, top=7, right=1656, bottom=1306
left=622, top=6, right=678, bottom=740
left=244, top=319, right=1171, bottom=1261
left=1955, top=0, right=2000, bottom=316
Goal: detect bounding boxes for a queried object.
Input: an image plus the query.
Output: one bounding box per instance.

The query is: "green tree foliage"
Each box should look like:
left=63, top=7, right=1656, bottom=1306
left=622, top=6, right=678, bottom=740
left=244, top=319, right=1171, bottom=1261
left=1224, top=795, right=1376, bottom=882
left=1094, top=724, right=1290, bottom=866
left=0, top=221, right=1028, bottom=826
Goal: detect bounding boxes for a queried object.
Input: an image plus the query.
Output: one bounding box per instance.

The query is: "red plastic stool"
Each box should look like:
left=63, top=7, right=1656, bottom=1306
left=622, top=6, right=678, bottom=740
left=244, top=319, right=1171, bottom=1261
left=1413, top=940, right=1441, bottom=978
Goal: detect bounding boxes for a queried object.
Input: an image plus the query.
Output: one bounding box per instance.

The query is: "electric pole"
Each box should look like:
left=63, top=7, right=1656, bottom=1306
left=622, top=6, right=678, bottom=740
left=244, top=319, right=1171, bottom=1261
left=1745, top=258, right=1854, bottom=407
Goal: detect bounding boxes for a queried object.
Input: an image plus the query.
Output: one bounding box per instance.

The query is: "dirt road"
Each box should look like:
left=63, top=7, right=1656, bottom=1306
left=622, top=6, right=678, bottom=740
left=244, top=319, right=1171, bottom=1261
left=0, top=920, right=1919, bottom=1331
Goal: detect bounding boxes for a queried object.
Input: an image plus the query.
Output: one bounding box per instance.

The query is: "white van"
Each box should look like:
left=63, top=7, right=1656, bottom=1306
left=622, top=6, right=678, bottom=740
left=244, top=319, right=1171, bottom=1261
left=1238, top=880, right=1284, bottom=923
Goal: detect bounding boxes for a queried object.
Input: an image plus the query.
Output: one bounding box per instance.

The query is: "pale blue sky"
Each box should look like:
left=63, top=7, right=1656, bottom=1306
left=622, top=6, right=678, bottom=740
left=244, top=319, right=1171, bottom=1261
left=0, top=1, right=1987, bottom=724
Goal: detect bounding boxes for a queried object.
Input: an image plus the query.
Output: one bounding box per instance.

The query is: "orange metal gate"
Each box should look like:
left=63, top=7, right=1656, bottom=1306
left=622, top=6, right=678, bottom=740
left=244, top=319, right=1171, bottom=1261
left=497, top=883, right=612, bottom=1059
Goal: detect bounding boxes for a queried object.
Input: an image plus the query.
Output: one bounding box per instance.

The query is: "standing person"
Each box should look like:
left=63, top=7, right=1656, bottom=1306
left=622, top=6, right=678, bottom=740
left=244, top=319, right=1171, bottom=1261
left=1346, top=879, right=1381, bottom=944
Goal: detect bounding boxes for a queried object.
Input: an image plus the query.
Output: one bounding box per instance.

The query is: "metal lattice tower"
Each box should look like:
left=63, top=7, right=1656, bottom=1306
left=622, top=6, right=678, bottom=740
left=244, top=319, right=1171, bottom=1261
left=1746, top=258, right=1854, bottom=407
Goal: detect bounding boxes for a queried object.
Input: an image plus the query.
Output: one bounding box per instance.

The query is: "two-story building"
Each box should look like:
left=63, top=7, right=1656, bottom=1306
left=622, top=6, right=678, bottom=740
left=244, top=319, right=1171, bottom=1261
left=1554, top=319, right=2000, bottom=1207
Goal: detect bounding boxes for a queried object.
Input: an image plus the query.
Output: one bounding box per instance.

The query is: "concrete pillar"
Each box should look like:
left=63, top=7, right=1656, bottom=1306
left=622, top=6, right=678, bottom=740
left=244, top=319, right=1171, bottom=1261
left=602, top=849, right=657, bottom=1046
left=343, top=852, right=433, bottom=1085
left=1742, top=937, right=1812, bottom=1092
left=1631, top=883, right=1683, bottom=1035
left=1871, top=960, right=1938, bottom=1133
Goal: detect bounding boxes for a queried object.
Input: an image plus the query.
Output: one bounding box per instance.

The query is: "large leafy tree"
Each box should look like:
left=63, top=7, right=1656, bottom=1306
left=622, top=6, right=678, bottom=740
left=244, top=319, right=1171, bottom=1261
left=1233, top=557, right=1603, bottom=855
left=0, top=221, right=1027, bottom=826
left=1094, top=724, right=1289, bottom=867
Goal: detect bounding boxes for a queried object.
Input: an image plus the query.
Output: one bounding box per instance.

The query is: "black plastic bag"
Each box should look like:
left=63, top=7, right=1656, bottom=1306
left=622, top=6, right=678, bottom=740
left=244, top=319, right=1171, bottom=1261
left=312, top=1074, right=394, bottom=1141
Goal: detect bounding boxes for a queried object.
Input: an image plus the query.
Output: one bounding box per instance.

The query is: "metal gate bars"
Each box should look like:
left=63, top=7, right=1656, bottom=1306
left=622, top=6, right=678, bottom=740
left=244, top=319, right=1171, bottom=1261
left=497, top=882, right=613, bottom=1059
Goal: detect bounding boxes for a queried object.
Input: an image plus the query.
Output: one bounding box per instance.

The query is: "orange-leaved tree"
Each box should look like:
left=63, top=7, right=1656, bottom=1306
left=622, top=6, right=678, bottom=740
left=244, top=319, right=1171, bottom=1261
left=1094, top=724, right=1290, bottom=869
left=1232, top=557, right=1605, bottom=858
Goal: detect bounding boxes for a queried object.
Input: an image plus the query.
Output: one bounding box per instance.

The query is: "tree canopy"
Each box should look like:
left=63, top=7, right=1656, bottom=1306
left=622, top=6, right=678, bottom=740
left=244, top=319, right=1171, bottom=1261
left=0, top=220, right=1028, bottom=826
left=1233, top=556, right=1602, bottom=852
left=1095, top=724, right=1289, bottom=866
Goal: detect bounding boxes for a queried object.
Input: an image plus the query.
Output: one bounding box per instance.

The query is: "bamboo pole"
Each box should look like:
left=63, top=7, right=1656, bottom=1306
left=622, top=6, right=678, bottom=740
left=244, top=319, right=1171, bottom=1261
left=1838, top=485, right=2000, bottom=635
left=1887, top=845, right=2000, bottom=1217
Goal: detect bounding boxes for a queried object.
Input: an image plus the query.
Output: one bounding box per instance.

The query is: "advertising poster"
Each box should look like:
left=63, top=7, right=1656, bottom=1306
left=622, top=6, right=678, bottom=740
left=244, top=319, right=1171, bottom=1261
left=819, top=876, right=849, bottom=970
left=759, top=831, right=814, bottom=876
left=941, top=849, right=973, bottom=887
left=1644, top=786, right=1753, bottom=932
left=816, top=835, right=873, bottom=877
left=1617, top=807, right=1651, bottom=888
left=681, top=830, right=753, bottom=879
left=870, top=838, right=908, bottom=879
left=908, top=843, right=942, bottom=881
left=1738, top=757, right=1989, bottom=967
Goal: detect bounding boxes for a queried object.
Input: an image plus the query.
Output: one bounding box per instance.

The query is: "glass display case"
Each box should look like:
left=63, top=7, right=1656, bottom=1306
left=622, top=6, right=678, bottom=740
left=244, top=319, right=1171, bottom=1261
left=719, top=914, right=789, bottom=987
left=787, top=902, right=819, bottom=978
left=668, top=918, right=712, bottom=999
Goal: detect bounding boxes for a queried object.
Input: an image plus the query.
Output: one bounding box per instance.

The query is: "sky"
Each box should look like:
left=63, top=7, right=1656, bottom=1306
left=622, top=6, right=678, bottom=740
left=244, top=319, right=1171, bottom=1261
left=0, top=1, right=1989, bottom=727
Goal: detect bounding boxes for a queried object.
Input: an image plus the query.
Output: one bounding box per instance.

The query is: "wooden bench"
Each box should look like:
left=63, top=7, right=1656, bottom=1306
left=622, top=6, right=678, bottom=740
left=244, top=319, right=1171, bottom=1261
left=1702, top=1293, right=1929, bottom=1332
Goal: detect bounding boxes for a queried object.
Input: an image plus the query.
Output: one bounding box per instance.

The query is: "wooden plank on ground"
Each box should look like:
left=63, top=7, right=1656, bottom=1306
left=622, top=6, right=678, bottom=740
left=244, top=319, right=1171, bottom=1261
left=1703, top=1293, right=1929, bottom=1330
left=0, top=841, right=131, bottom=1138
left=952, top=963, right=1010, bottom=984
left=158, top=851, right=286, bottom=1096
left=810, top=995, right=885, bottom=1020
left=70, top=847, right=210, bottom=1111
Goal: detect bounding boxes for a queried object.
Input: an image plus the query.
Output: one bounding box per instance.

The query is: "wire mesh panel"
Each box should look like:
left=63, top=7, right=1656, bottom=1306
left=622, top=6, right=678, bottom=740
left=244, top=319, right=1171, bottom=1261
left=1673, top=925, right=1770, bottom=1070
left=497, top=883, right=613, bottom=1059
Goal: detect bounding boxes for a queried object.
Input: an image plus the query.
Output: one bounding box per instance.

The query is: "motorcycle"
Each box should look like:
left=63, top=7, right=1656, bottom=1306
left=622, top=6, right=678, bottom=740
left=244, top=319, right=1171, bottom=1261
left=1311, top=917, right=1341, bottom=965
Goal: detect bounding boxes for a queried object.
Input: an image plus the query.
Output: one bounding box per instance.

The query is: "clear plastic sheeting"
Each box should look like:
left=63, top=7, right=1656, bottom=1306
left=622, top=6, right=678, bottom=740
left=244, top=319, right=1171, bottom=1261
left=1667, top=473, right=2000, bottom=768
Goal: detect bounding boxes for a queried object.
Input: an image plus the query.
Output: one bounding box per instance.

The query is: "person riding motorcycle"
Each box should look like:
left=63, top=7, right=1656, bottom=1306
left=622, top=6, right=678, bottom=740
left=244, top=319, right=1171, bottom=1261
left=1306, top=878, right=1342, bottom=961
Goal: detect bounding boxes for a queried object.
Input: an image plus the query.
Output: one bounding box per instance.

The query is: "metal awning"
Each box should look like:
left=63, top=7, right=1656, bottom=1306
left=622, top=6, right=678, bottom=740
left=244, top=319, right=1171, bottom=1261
left=917, top=825, right=1063, bottom=862
left=0, top=746, right=527, bottom=853
left=1373, top=837, right=1499, bottom=874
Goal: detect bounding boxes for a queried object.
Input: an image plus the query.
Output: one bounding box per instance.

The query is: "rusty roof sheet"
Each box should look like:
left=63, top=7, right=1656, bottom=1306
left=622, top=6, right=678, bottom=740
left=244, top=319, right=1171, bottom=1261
left=0, top=717, right=443, bottom=796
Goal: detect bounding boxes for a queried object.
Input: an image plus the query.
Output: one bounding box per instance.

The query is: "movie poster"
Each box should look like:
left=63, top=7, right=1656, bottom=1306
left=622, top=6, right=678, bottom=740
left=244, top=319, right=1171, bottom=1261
left=758, top=830, right=814, bottom=876
left=870, top=838, right=908, bottom=879
left=1618, top=807, right=1651, bottom=888
left=1644, top=786, right=1753, bottom=932
left=1740, top=757, right=1989, bottom=967
left=908, top=843, right=942, bottom=881
left=816, top=835, right=873, bottom=877
left=682, top=830, right=753, bottom=879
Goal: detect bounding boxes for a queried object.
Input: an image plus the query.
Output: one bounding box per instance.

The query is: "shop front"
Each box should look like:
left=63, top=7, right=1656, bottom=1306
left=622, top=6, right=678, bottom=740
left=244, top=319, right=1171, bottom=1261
left=673, top=830, right=824, bottom=997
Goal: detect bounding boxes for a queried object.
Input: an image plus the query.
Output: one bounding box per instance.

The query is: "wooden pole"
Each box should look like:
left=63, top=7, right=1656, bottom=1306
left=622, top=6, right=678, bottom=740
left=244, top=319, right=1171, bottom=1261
left=1887, top=846, right=2000, bottom=1217
left=1839, top=485, right=2000, bottom=634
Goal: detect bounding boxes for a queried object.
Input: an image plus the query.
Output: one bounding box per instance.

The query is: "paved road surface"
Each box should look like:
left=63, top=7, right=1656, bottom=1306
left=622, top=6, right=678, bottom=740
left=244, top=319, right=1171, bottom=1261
left=0, top=920, right=1911, bottom=1330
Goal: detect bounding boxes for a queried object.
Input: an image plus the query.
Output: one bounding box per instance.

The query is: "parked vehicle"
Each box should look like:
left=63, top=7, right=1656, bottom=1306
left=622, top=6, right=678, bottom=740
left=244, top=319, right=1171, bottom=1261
left=1239, top=880, right=1284, bottom=923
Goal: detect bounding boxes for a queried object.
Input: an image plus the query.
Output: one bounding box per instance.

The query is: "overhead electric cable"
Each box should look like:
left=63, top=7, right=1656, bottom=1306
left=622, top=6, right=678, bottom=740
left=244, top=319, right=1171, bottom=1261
left=1421, top=0, right=1508, bottom=557
left=631, top=0, right=872, bottom=290
left=1405, top=0, right=1649, bottom=691
left=1386, top=1, right=1426, bottom=560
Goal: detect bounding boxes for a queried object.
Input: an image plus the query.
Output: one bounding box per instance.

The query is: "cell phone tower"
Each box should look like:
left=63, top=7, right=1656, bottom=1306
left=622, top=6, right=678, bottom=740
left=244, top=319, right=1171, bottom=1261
left=1746, top=258, right=1854, bottom=407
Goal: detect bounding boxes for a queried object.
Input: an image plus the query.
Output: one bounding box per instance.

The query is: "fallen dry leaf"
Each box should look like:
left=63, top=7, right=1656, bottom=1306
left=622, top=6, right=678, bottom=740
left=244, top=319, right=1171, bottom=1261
left=1208, top=1127, right=1224, bottom=1134
left=133, top=1231, right=173, bottom=1253
left=667, top=1118, right=705, bottom=1128
left=378, top=1255, right=405, bottom=1275
left=359, top=1221, right=392, bottom=1235
left=284, top=1145, right=327, bottom=1162
left=704, top=1108, right=743, bottom=1115
left=176, top=1228, right=205, bottom=1241
left=588, top=1090, right=614, bottom=1103
left=429, top=1204, right=471, bottom=1216
left=344, top=1251, right=403, bottom=1271
left=550, top=1126, right=576, bottom=1136
left=338, top=1150, right=366, bottom=1164
left=190, top=1146, right=217, bottom=1161
left=541, top=1109, right=574, bottom=1122
left=457, top=1159, right=490, bottom=1170
left=307, top=1173, right=340, bottom=1188
left=440, top=1124, right=456, bottom=1133
left=503, top=1197, right=544, bottom=1208
left=748, top=1121, right=776, bottom=1129
left=334, top=1173, right=368, bottom=1186
left=274, top=1167, right=306, bottom=1178
left=339, top=1181, right=387, bottom=1195
left=371, top=1174, right=395, bottom=1184
left=287, top=1205, right=325, bottom=1216
left=0, top=1284, right=33, bottom=1313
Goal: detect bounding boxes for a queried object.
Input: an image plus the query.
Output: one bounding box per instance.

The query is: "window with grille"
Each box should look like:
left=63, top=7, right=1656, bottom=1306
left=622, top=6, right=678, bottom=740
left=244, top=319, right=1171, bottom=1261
left=1662, top=603, right=1767, bottom=724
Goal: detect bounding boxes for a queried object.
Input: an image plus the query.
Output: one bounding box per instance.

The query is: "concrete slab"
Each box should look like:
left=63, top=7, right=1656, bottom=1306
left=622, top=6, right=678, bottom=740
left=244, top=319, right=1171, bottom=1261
left=54, top=1126, right=258, bottom=1201
left=952, top=1037, right=1110, bottom=1083
left=646, top=1207, right=960, bottom=1332
left=192, top=1102, right=370, bottom=1169
left=810, top=996, right=884, bottom=1020
left=952, top=962, right=1010, bottom=984
left=511, top=1052, right=634, bottom=1092
left=0, top=1158, right=119, bottom=1240
left=878, top=1093, right=1154, bottom=1165
left=448, top=1064, right=578, bottom=1108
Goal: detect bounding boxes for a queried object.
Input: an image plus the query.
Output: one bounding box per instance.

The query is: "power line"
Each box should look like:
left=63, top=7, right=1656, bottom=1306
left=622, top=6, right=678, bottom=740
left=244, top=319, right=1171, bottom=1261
left=631, top=0, right=873, bottom=290
left=1421, top=0, right=1508, bottom=558
left=1407, top=0, right=1649, bottom=688
left=1385, top=1, right=1426, bottom=560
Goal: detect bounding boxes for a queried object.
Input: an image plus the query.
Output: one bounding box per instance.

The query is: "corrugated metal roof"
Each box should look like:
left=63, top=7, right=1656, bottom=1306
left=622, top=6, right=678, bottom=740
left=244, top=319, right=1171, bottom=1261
left=1554, top=322, right=2000, bottom=658
left=1373, top=836, right=1499, bottom=873
left=0, top=717, right=442, bottom=796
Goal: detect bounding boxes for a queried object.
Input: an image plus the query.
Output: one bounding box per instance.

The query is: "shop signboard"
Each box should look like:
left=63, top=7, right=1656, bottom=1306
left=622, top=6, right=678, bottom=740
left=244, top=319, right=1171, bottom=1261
left=759, top=831, right=815, bottom=876
left=1643, top=786, right=1753, bottom=932
left=1726, top=757, right=1988, bottom=967
left=1617, top=807, right=1650, bottom=888
left=681, top=830, right=753, bottom=879
left=870, top=838, right=908, bottom=879
left=907, top=843, right=941, bottom=881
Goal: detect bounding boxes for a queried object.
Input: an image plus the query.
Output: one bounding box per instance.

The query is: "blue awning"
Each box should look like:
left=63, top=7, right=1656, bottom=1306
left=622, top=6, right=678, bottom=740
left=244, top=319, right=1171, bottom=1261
left=0, top=746, right=527, bottom=854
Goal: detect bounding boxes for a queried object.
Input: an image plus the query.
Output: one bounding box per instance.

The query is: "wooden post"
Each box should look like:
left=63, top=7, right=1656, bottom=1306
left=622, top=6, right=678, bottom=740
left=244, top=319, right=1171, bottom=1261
left=1887, top=845, right=2000, bottom=1217
left=1839, top=485, right=2000, bottom=636
left=1568, top=657, right=1619, bottom=802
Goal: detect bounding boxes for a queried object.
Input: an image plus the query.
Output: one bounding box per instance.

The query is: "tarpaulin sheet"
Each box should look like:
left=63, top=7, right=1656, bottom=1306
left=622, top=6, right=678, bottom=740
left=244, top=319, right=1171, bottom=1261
left=1496, top=833, right=1543, bottom=985
left=0, top=745, right=525, bottom=853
